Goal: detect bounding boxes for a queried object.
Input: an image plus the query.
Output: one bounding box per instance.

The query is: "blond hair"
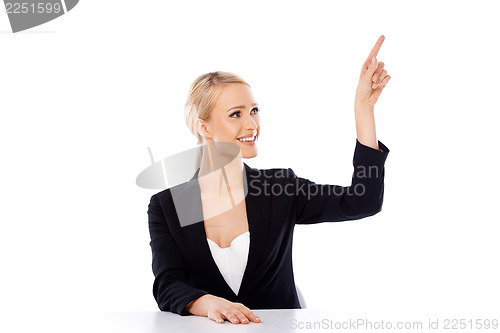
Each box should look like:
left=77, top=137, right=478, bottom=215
left=184, top=71, right=250, bottom=145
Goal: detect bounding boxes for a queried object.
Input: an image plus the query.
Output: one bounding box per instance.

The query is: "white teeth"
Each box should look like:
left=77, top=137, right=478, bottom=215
left=238, top=135, right=255, bottom=142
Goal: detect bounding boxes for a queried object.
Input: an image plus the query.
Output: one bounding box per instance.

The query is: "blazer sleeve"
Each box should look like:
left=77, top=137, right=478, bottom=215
left=148, top=194, right=208, bottom=315
left=291, top=139, right=390, bottom=225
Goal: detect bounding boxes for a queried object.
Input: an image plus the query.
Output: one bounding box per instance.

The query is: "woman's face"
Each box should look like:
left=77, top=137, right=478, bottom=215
left=200, top=83, right=260, bottom=159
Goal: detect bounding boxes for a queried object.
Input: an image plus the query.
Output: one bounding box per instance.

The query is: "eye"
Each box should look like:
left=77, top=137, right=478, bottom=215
left=229, top=107, right=259, bottom=118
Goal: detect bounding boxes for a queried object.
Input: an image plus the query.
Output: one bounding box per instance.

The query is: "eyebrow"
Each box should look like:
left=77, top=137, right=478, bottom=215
left=227, top=103, right=258, bottom=113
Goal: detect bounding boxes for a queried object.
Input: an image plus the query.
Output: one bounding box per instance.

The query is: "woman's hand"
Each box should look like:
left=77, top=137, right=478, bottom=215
left=184, top=294, right=262, bottom=324
left=355, top=35, right=391, bottom=108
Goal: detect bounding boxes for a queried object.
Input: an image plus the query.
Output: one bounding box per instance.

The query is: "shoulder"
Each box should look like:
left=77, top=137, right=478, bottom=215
left=150, top=178, right=196, bottom=210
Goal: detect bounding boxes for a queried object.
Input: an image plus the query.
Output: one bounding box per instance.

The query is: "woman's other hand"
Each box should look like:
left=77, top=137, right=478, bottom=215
left=184, top=294, right=262, bottom=324
left=355, top=35, right=391, bottom=108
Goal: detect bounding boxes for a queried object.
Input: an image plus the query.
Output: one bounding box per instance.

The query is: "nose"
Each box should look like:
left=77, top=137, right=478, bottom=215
left=244, top=113, right=258, bottom=131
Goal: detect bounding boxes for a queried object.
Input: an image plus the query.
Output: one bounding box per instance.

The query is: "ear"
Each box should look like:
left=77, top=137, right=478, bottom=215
left=195, top=118, right=211, bottom=140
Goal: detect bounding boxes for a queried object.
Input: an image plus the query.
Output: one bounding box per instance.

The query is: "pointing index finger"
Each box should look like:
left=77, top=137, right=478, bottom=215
left=364, top=35, right=385, bottom=68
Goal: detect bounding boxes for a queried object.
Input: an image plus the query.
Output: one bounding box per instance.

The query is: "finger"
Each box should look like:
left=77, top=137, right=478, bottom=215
left=380, top=75, right=391, bottom=87
left=240, top=308, right=261, bottom=323
left=210, top=312, right=225, bottom=324
left=363, top=35, right=385, bottom=69
left=373, top=69, right=387, bottom=89
left=372, top=62, right=385, bottom=83
left=376, top=70, right=388, bottom=86
left=233, top=310, right=250, bottom=324
left=222, top=312, right=240, bottom=324
left=371, top=77, right=390, bottom=102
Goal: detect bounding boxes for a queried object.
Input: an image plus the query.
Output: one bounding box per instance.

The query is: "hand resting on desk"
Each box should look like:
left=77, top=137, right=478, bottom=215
left=184, top=294, right=262, bottom=324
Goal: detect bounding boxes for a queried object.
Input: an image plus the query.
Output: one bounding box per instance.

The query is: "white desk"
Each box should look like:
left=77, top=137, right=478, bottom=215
left=96, top=309, right=334, bottom=333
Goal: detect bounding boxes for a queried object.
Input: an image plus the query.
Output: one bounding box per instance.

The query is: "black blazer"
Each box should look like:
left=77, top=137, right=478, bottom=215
left=147, top=139, right=390, bottom=315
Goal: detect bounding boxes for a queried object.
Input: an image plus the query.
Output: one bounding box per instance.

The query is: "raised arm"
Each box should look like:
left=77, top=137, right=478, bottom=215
left=354, top=35, right=391, bottom=150
left=292, top=138, right=389, bottom=225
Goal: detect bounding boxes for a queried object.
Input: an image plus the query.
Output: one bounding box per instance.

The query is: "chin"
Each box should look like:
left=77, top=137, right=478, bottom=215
left=241, top=148, right=258, bottom=159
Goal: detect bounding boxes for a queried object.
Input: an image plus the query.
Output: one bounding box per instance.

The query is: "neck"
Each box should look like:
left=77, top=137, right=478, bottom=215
left=197, top=141, right=245, bottom=205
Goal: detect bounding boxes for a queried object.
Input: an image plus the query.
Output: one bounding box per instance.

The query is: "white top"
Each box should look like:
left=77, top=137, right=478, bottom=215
left=206, top=231, right=250, bottom=296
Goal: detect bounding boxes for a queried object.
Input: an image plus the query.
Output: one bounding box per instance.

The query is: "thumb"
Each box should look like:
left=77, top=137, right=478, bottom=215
left=363, top=57, right=377, bottom=82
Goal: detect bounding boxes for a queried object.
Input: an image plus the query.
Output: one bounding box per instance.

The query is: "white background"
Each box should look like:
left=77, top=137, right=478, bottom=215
left=1, top=0, right=499, bottom=332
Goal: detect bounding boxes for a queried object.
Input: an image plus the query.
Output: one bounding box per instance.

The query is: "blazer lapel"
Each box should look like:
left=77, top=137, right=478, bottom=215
left=179, top=162, right=271, bottom=298
left=238, top=162, right=271, bottom=297
left=179, top=169, right=235, bottom=296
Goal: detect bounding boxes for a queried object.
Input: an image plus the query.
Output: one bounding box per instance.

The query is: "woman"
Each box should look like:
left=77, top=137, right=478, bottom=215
left=147, top=35, right=391, bottom=324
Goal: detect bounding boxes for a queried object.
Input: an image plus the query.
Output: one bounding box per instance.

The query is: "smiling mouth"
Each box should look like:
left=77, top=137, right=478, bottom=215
left=237, top=134, right=257, bottom=143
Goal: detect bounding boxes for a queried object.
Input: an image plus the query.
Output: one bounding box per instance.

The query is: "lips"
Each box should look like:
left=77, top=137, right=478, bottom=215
left=237, top=134, right=257, bottom=142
